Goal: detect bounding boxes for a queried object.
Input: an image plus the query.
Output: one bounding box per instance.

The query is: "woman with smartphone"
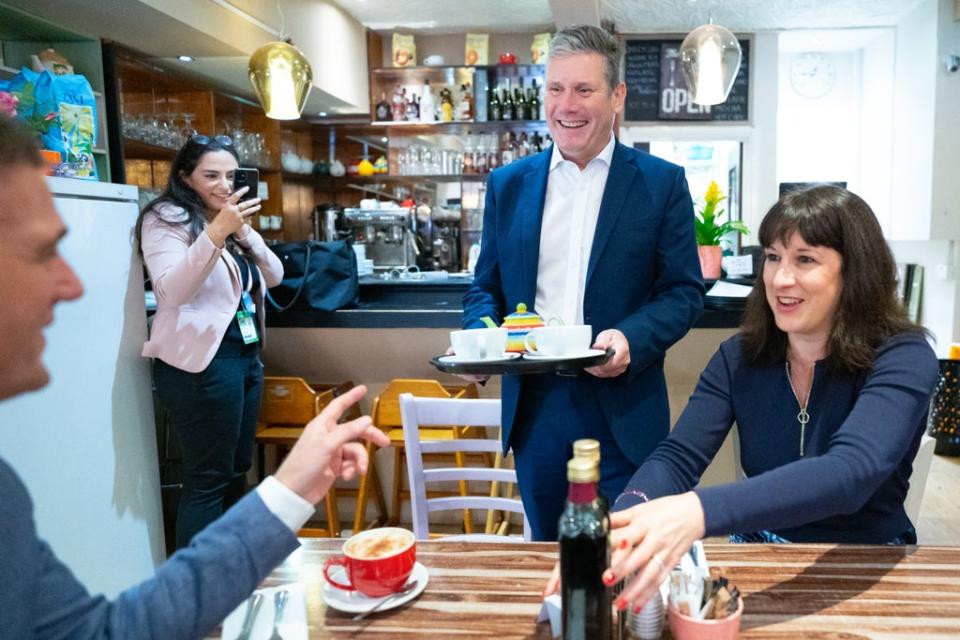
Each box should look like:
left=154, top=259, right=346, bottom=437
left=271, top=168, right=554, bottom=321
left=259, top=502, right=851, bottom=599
left=136, top=134, right=283, bottom=548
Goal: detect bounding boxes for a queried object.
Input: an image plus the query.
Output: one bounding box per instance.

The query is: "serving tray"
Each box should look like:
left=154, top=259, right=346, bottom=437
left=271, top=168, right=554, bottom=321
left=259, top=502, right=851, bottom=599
left=431, top=348, right=614, bottom=376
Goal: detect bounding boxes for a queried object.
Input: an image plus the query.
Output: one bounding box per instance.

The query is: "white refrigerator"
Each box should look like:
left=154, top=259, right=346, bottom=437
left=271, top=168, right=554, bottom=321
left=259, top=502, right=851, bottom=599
left=0, top=177, right=164, bottom=597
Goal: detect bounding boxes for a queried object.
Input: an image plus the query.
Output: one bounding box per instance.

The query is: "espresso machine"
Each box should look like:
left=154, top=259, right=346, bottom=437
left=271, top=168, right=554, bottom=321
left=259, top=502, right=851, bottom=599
left=342, top=207, right=418, bottom=269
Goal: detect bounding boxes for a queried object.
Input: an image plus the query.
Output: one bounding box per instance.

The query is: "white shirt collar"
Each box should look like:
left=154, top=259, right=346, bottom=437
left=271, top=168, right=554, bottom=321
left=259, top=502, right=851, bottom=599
left=549, top=133, right=616, bottom=172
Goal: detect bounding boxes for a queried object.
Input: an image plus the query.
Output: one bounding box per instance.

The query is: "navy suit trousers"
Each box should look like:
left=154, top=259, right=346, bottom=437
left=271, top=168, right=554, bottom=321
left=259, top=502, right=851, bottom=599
left=511, top=373, right=637, bottom=541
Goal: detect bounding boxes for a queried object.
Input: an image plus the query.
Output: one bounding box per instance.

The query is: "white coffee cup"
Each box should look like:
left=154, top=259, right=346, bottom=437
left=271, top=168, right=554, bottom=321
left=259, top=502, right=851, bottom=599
left=450, top=328, right=508, bottom=360
left=524, top=325, right=592, bottom=357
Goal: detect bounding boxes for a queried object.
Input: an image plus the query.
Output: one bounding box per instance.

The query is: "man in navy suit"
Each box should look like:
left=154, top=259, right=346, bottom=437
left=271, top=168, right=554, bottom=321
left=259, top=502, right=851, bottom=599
left=463, top=26, right=704, bottom=540
left=0, top=115, right=388, bottom=638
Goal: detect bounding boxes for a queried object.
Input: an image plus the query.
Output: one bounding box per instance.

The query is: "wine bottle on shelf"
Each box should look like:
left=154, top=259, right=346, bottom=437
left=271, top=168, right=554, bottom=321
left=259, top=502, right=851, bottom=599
left=501, top=80, right=514, bottom=121
left=420, top=80, right=436, bottom=123
left=489, top=85, right=502, bottom=122
left=500, top=131, right=515, bottom=166
left=559, top=456, right=612, bottom=640
left=474, top=134, right=488, bottom=174
left=528, top=81, right=541, bottom=122
left=375, top=91, right=391, bottom=121
left=515, top=79, right=527, bottom=120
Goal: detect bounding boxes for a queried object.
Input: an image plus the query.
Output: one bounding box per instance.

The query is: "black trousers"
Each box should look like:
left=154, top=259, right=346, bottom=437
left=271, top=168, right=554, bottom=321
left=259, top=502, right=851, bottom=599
left=153, top=347, right=263, bottom=549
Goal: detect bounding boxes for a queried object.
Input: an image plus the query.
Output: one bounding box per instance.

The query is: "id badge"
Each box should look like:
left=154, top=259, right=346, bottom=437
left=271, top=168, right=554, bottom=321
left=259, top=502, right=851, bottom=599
left=236, top=310, right=259, bottom=344
left=241, top=291, right=256, bottom=315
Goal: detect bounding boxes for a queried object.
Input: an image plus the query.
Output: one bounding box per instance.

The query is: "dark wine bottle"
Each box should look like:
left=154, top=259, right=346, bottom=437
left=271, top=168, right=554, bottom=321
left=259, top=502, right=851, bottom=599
left=559, top=457, right=611, bottom=640
left=573, top=439, right=609, bottom=519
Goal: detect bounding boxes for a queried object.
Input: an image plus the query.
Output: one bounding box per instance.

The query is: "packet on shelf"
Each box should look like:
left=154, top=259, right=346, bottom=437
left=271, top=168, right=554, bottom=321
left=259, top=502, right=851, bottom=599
left=501, top=302, right=544, bottom=353
left=465, top=33, right=489, bottom=65
left=392, top=33, right=416, bottom=68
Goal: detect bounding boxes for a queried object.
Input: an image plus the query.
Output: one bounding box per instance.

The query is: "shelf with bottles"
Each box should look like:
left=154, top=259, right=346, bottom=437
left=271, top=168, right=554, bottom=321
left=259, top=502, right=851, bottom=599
left=389, top=128, right=551, bottom=178
left=370, top=64, right=544, bottom=126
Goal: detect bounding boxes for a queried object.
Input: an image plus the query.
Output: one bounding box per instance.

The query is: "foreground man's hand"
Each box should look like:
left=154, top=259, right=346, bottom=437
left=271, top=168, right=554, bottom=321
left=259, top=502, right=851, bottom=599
left=586, top=329, right=630, bottom=378
left=275, top=385, right=389, bottom=505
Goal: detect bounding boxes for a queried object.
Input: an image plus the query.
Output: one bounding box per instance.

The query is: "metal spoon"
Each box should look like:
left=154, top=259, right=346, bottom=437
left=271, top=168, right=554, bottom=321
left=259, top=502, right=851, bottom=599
left=268, top=589, right=289, bottom=640
left=234, top=592, right=263, bottom=640
left=351, top=580, right=418, bottom=622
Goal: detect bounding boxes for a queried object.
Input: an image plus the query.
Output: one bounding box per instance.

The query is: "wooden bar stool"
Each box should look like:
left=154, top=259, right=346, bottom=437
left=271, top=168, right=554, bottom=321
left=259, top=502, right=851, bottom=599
left=256, top=377, right=366, bottom=537
left=352, top=379, right=488, bottom=534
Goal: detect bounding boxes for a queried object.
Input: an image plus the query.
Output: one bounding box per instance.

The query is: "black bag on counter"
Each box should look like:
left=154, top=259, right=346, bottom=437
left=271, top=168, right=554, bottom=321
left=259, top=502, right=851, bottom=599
left=266, top=240, right=359, bottom=312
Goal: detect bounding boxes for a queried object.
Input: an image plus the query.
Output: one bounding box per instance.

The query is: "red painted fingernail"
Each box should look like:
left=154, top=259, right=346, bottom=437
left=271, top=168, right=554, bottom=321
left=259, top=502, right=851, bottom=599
left=633, top=604, right=643, bottom=614
left=615, top=598, right=627, bottom=611
left=619, top=539, right=628, bottom=549
left=602, top=572, right=616, bottom=586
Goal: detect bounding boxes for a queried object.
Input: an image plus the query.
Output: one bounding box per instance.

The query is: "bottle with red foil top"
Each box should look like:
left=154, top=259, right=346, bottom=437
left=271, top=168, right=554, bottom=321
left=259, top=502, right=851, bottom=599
left=559, top=457, right=612, bottom=640
left=500, top=302, right=544, bottom=353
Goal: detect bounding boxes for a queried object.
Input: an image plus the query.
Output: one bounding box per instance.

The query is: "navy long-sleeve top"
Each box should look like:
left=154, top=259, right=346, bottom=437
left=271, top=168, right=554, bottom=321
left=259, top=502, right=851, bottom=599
left=615, top=332, right=938, bottom=543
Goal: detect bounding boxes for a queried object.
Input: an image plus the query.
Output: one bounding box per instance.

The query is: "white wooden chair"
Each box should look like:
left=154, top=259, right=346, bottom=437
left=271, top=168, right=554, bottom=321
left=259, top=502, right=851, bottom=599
left=399, top=393, right=531, bottom=541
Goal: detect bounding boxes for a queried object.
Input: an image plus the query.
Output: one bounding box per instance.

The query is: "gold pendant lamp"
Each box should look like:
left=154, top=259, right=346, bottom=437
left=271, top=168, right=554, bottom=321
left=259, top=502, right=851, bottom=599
left=248, top=39, right=313, bottom=120
left=679, top=22, right=742, bottom=106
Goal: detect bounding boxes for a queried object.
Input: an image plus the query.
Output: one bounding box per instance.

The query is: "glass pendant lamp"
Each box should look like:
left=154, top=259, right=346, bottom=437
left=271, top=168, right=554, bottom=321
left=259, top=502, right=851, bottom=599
left=248, top=40, right=313, bottom=120
left=679, top=22, right=741, bottom=106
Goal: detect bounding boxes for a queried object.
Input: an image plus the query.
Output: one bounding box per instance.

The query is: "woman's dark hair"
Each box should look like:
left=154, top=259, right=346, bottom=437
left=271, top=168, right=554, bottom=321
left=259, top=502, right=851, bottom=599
left=135, top=135, right=239, bottom=250
left=740, top=185, right=925, bottom=372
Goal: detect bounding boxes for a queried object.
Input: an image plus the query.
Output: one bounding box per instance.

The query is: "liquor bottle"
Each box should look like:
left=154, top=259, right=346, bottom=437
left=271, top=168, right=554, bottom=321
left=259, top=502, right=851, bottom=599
left=405, top=92, right=419, bottom=121
left=572, top=439, right=609, bottom=519
left=500, top=131, right=515, bottom=166
left=460, top=83, right=474, bottom=121
left=559, top=456, right=612, bottom=640
left=440, top=87, right=454, bottom=122
left=489, top=85, right=502, bottom=122
left=474, top=133, right=488, bottom=174
left=463, top=132, right=475, bottom=174
left=531, top=131, right=543, bottom=154
left=375, top=91, right=391, bottom=121
left=420, top=80, right=436, bottom=123
left=486, top=133, right=500, bottom=171
left=501, top=80, right=514, bottom=121
left=391, top=84, right=405, bottom=122
left=528, top=81, right=541, bottom=122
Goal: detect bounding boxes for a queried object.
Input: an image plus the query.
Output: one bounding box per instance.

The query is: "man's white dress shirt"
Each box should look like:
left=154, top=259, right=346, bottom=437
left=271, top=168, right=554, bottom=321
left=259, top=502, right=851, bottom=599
left=534, top=134, right=615, bottom=326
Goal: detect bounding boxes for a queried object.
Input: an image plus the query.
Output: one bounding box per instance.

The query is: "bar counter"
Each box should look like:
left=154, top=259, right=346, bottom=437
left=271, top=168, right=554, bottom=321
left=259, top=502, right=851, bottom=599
left=213, top=539, right=960, bottom=638
left=265, top=276, right=746, bottom=329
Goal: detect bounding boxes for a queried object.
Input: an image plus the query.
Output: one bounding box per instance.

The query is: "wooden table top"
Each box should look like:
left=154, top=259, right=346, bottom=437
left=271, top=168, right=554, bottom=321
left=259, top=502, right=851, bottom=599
left=245, top=540, right=960, bottom=639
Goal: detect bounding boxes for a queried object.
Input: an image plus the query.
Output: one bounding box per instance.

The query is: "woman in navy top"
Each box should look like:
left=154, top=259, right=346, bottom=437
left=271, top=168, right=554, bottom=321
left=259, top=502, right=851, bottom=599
left=567, top=186, right=938, bottom=612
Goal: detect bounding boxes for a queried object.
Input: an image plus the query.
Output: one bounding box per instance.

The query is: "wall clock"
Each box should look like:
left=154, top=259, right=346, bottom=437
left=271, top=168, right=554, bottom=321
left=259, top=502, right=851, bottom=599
left=790, top=52, right=836, bottom=99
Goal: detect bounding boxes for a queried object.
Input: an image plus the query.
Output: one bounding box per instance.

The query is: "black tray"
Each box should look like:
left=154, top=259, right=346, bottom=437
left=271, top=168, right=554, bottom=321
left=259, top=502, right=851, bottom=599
left=431, top=348, right=614, bottom=376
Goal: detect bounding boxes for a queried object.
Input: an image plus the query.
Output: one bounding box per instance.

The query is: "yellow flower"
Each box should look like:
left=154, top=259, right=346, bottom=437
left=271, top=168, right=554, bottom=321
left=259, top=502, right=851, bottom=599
left=705, top=180, right=722, bottom=207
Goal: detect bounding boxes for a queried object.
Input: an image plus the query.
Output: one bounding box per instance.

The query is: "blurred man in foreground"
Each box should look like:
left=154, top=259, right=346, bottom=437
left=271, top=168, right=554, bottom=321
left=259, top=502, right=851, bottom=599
left=0, top=114, right=389, bottom=638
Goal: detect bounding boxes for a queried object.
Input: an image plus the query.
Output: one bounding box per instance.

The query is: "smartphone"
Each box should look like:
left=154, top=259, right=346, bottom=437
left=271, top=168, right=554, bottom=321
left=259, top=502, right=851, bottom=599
left=233, top=168, right=259, bottom=202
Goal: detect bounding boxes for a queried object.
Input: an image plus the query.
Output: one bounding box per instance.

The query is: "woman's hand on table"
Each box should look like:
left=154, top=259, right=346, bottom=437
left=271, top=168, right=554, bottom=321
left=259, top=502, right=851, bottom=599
left=605, top=492, right=706, bottom=612
left=275, top=384, right=389, bottom=505
left=206, top=186, right=262, bottom=247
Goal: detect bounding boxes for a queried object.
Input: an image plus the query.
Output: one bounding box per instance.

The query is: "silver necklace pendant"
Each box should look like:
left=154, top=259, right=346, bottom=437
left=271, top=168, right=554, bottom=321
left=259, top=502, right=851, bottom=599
left=786, top=362, right=813, bottom=457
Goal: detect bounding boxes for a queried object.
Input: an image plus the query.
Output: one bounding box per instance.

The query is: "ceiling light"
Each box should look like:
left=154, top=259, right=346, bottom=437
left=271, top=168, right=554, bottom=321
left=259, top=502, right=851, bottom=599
left=248, top=40, right=313, bottom=120
left=177, top=55, right=195, bottom=63
left=318, top=111, right=328, bottom=117
left=679, top=23, right=741, bottom=106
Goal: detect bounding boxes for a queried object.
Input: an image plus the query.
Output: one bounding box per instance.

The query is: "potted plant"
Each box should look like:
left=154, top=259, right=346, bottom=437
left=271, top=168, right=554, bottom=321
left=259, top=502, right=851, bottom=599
left=694, top=180, right=749, bottom=279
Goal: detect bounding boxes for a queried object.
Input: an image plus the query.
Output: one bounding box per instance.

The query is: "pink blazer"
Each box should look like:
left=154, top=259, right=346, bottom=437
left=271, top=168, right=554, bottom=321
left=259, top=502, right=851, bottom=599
left=141, top=203, right=284, bottom=373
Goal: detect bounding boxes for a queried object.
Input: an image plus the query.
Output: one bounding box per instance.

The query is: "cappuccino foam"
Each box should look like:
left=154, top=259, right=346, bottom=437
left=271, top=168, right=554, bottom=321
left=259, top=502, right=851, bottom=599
left=347, top=533, right=410, bottom=559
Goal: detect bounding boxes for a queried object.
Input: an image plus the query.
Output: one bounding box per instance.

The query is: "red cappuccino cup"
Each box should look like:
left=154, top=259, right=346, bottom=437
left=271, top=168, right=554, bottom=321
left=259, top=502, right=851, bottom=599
left=323, top=527, right=416, bottom=597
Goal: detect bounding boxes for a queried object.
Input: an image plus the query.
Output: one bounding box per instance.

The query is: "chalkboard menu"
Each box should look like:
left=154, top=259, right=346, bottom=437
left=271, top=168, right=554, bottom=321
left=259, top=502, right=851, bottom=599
left=624, top=38, right=750, bottom=122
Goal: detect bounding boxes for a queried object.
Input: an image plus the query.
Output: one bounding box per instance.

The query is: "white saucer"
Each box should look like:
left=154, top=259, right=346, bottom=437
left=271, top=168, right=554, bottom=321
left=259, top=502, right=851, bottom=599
left=522, top=348, right=608, bottom=361
left=322, top=561, right=429, bottom=614
left=438, top=352, right=521, bottom=365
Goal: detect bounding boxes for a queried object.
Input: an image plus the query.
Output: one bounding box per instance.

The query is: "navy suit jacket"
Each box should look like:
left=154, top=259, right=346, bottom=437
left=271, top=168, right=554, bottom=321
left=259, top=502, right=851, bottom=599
left=463, top=142, right=704, bottom=465
left=0, top=458, right=298, bottom=639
